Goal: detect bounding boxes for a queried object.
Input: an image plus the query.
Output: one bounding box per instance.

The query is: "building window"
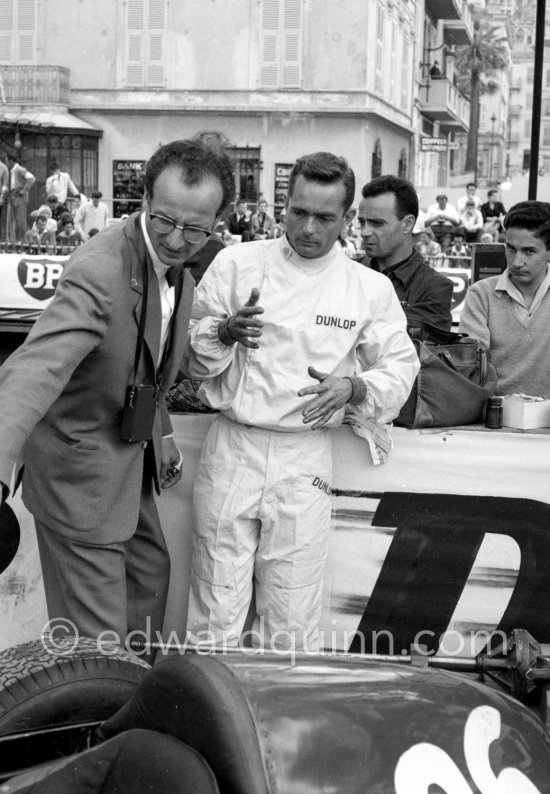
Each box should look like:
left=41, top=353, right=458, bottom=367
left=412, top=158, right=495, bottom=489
left=231, top=146, right=261, bottom=203
left=259, top=0, right=303, bottom=89
left=527, top=66, right=534, bottom=85
left=0, top=0, right=36, bottom=63
left=401, top=33, right=411, bottom=112
left=125, top=0, right=166, bottom=87
left=4, top=129, right=100, bottom=212
left=398, top=148, right=407, bottom=179
left=371, top=139, right=383, bottom=179
left=526, top=93, right=533, bottom=111
left=544, top=98, right=550, bottom=117
left=524, top=118, right=531, bottom=137
left=543, top=126, right=550, bottom=147
left=546, top=69, right=550, bottom=88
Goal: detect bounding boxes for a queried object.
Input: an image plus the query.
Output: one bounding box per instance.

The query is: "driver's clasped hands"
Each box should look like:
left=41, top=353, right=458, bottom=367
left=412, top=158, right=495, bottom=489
left=218, top=288, right=264, bottom=349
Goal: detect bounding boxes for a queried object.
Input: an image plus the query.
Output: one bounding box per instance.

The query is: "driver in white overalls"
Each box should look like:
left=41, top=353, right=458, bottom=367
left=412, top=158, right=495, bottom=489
left=182, top=152, right=419, bottom=651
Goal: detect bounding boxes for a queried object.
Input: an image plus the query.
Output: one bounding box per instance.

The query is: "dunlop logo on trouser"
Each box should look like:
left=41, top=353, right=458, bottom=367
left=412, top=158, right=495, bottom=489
left=312, top=477, right=331, bottom=495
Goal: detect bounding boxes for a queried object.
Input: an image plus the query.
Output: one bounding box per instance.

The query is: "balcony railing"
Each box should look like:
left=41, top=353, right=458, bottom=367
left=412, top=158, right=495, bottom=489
left=419, top=78, right=470, bottom=131
left=0, top=66, right=70, bottom=105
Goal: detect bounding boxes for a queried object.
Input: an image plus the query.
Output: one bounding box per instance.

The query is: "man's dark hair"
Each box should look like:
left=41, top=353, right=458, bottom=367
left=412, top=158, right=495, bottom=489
left=288, top=152, right=355, bottom=212
left=91, top=190, right=102, bottom=199
left=60, top=212, right=73, bottom=225
left=46, top=194, right=59, bottom=203
left=361, top=175, right=418, bottom=220
left=504, top=200, right=550, bottom=249
left=466, top=182, right=477, bottom=190
left=487, top=189, right=499, bottom=199
left=49, top=161, right=60, bottom=171
left=145, top=138, right=235, bottom=214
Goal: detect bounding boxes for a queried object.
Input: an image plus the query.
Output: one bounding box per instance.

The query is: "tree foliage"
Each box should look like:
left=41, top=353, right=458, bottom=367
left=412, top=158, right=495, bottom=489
left=455, top=13, right=510, bottom=174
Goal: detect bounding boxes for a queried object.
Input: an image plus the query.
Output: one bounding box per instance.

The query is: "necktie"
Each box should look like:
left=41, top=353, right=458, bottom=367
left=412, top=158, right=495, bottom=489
left=165, top=267, right=180, bottom=288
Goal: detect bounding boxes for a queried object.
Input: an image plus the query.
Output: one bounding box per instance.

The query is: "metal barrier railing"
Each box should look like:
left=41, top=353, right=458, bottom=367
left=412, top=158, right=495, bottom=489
left=424, top=253, right=472, bottom=270
left=0, top=242, right=79, bottom=256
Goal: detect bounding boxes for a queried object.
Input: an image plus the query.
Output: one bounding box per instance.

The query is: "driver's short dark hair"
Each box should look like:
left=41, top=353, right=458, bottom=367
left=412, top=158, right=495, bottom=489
left=145, top=138, right=235, bottom=215
left=361, top=175, right=418, bottom=221
left=288, top=152, right=355, bottom=212
left=504, top=200, right=550, bottom=249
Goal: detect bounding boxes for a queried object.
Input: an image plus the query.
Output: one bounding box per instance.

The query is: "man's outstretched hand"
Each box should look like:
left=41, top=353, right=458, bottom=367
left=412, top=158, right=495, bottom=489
left=298, top=366, right=353, bottom=429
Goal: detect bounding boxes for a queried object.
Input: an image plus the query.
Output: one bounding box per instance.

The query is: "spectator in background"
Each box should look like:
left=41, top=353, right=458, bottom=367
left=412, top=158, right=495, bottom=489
left=459, top=199, right=484, bottom=243
left=415, top=228, right=442, bottom=267
left=24, top=214, right=57, bottom=249
left=273, top=208, right=286, bottom=239
left=0, top=157, right=9, bottom=238
left=338, top=225, right=358, bottom=259
left=250, top=199, right=275, bottom=240
left=445, top=230, right=471, bottom=268
left=46, top=161, right=80, bottom=206
left=425, top=194, right=460, bottom=244
left=6, top=154, right=35, bottom=242
left=359, top=175, right=453, bottom=330
left=429, top=60, right=442, bottom=78
left=75, top=190, right=110, bottom=240
left=31, top=204, right=58, bottom=236
left=480, top=188, right=506, bottom=240
left=480, top=230, right=497, bottom=244
left=46, top=194, right=68, bottom=229
left=457, top=182, right=482, bottom=212
left=56, top=212, right=85, bottom=248
left=228, top=199, right=252, bottom=241
left=460, top=200, right=550, bottom=396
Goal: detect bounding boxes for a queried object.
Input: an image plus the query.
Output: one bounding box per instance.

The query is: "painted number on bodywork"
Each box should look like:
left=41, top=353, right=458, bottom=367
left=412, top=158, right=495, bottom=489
left=394, top=705, right=542, bottom=793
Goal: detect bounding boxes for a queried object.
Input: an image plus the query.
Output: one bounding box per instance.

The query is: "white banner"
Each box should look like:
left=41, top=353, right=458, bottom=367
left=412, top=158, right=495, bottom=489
left=0, top=254, right=69, bottom=310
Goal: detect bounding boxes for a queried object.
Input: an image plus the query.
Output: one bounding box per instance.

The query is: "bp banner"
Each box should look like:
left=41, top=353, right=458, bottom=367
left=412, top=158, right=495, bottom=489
left=0, top=254, right=69, bottom=309
left=437, top=267, right=470, bottom=325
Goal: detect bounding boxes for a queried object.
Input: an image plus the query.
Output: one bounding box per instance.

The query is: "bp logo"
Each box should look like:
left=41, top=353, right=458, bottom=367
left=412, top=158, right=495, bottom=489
left=17, top=258, right=66, bottom=301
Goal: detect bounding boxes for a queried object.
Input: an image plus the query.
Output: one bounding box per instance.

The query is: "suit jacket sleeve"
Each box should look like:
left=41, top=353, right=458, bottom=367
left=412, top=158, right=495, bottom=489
left=0, top=260, right=112, bottom=492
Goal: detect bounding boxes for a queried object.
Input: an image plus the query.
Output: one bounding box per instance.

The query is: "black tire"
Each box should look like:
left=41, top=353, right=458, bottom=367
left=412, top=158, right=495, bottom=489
left=0, top=637, right=150, bottom=735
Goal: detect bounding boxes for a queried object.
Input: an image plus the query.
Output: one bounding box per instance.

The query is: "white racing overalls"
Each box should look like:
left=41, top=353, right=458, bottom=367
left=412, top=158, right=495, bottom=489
left=182, top=237, right=419, bottom=650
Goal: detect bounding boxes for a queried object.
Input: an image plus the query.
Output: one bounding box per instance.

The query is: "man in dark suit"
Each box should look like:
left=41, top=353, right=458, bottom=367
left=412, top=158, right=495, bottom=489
left=0, top=138, right=235, bottom=650
left=227, top=198, right=252, bottom=241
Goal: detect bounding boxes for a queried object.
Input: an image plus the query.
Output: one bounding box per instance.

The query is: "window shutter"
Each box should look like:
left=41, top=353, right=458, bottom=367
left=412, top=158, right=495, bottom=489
left=126, top=0, right=144, bottom=86
left=0, top=0, right=11, bottom=60
left=0, top=0, right=35, bottom=63
left=281, top=0, right=301, bottom=88
left=389, top=18, right=397, bottom=103
left=147, top=0, right=165, bottom=85
left=17, top=0, right=34, bottom=61
left=374, top=2, right=384, bottom=96
left=260, top=0, right=280, bottom=88
left=401, top=33, right=410, bottom=111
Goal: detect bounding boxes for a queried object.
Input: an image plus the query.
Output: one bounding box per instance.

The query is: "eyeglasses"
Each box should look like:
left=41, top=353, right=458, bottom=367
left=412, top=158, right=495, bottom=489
left=149, top=212, right=212, bottom=244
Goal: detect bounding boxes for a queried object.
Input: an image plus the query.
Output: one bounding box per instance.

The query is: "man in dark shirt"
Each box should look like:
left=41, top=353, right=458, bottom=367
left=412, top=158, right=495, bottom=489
left=479, top=188, right=506, bottom=240
left=358, top=175, right=454, bottom=330
left=227, top=198, right=252, bottom=241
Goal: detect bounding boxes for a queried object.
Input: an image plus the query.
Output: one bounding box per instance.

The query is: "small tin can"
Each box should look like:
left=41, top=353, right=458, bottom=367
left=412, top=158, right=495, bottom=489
left=485, top=396, right=503, bottom=429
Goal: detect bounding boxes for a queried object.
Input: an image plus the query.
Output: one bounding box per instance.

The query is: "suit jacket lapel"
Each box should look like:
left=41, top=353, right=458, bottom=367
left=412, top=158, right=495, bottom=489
left=128, top=216, right=162, bottom=376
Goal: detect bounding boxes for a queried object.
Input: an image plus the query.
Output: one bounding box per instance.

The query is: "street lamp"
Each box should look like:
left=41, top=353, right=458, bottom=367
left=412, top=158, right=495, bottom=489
left=490, top=113, right=497, bottom=180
